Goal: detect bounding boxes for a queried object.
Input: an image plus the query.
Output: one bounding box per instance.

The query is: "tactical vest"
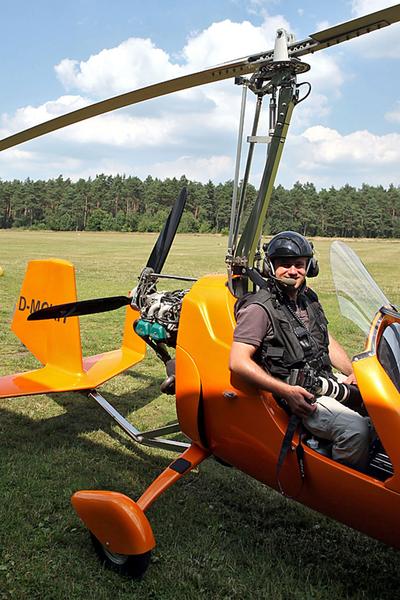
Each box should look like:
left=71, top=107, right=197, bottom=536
left=235, top=284, right=331, bottom=379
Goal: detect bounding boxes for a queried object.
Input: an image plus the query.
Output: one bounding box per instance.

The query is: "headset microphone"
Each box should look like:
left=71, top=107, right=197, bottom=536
left=273, top=276, right=297, bottom=287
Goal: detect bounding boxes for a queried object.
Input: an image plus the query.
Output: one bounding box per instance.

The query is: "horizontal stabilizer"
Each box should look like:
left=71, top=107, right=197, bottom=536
left=0, top=346, right=144, bottom=398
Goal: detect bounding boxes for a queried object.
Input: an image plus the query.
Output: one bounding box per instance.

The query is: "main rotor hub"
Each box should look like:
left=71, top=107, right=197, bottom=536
left=254, top=58, right=310, bottom=80
left=248, top=58, right=310, bottom=96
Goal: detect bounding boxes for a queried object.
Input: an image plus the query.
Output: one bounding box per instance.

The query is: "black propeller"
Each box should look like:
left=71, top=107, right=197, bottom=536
left=146, top=187, right=187, bottom=273
left=27, top=295, right=131, bottom=321
left=28, top=187, right=188, bottom=321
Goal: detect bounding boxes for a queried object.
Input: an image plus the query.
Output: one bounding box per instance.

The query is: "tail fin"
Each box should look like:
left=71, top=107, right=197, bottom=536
left=0, top=259, right=145, bottom=398
left=11, top=259, right=83, bottom=372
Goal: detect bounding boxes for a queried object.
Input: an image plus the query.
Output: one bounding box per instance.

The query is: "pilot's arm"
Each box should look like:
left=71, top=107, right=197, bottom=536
left=229, top=341, right=315, bottom=418
left=328, top=333, right=356, bottom=384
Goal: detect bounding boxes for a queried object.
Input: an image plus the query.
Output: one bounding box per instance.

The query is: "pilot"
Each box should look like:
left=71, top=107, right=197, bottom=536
left=229, top=230, right=371, bottom=471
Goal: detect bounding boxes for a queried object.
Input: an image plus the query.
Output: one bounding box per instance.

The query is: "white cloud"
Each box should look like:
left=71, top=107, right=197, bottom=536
left=54, top=16, right=293, bottom=103
left=144, top=154, right=233, bottom=182
left=61, top=112, right=179, bottom=148
left=2, top=86, right=242, bottom=152
left=385, top=101, right=400, bottom=123
left=52, top=13, right=346, bottom=140
left=283, top=125, right=400, bottom=187
left=351, top=0, right=395, bottom=16
left=304, top=53, right=345, bottom=92
left=245, top=0, right=283, bottom=19
left=0, top=147, right=34, bottom=163
left=302, top=125, right=400, bottom=164
left=0, top=144, right=234, bottom=184
left=289, top=53, right=346, bottom=128
left=1, top=96, right=89, bottom=137
left=55, top=38, right=183, bottom=97
left=0, top=146, right=84, bottom=179
left=182, top=16, right=291, bottom=68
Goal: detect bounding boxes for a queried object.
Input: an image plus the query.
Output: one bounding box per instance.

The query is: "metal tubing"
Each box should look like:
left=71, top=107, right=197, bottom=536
left=152, top=273, right=197, bottom=282
left=136, top=437, right=190, bottom=452
left=231, top=95, right=263, bottom=252
left=269, top=87, right=277, bottom=134
left=89, top=390, right=142, bottom=440
left=228, top=82, right=248, bottom=252
left=140, top=423, right=182, bottom=438
left=89, top=390, right=189, bottom=453
left=235, top=79, right=297, bottom=263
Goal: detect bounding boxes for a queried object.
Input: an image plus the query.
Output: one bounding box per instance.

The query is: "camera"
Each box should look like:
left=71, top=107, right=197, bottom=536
left=288, top=367, right=361, bottom=405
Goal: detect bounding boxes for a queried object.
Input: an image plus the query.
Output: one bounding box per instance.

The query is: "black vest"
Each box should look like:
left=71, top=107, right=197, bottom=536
left=235, top=283, right=332, bottom=379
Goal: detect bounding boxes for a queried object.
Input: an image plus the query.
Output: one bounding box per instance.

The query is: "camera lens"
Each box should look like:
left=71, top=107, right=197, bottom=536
left=317, top=377, right=349, bottom=402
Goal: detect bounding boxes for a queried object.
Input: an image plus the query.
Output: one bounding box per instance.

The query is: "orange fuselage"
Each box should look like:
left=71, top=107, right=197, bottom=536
left=176, top=275, right=400, bottom=549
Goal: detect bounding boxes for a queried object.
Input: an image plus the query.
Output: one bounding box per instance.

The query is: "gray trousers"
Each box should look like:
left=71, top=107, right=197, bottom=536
left=303, top=377, right=372, bottom=471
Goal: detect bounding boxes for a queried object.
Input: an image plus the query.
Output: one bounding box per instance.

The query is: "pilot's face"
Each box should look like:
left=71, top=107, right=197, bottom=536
left=274, top=256, right=308, bottom=289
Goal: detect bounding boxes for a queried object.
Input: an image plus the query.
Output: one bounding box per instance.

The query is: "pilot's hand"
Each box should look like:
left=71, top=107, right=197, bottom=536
left=343, top=372, right=357, bottom=385
left=282, top=385, right=316, bottom=419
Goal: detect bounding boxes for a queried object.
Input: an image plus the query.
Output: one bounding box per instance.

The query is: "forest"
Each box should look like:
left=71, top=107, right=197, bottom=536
left=0, top=174, right=399, bottom=238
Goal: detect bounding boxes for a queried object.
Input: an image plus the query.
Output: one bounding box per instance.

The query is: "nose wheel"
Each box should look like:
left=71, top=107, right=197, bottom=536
left=90, top=533, right=151, bottom=578
left=72, top=444, right=210, bottom=578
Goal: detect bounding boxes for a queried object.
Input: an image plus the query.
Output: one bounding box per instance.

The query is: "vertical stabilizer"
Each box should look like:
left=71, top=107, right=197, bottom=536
left=11, top=259, right=83, bottom=373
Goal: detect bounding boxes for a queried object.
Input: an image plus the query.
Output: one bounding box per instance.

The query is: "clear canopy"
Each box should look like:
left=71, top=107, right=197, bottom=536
left=330, top=241, right=392, bottom=335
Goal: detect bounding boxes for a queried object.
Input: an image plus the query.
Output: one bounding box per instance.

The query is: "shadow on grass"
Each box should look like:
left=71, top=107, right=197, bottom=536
left=1, top=396, right=400, bottom=599
left=1, top=375, right=161, bottom=439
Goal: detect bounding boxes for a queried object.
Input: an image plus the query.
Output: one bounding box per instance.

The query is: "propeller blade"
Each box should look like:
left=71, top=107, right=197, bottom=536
left=146, top=187, right=187, bottom=273
left=27, top=295, right=131, bottom=321
left=28, top=188, right=187, bottom=322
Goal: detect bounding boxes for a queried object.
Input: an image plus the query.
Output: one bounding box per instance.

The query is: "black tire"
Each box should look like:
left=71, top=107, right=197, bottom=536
left=90, top=533, right=151, bottom=578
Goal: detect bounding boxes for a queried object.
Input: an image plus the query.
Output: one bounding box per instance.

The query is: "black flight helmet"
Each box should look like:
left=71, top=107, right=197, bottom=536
left=263, top=231, right=319, bottom=277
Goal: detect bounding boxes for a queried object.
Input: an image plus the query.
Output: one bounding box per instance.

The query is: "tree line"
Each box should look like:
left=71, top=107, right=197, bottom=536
left=0, top=174, right=399, bottom=238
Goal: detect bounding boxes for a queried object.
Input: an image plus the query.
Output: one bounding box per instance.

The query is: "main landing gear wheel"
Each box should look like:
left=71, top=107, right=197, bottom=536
left=90, top=533, right=151, bottom=578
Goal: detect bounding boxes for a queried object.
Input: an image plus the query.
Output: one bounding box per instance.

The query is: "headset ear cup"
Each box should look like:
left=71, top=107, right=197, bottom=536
left=307, top=257, right=319, bottom=277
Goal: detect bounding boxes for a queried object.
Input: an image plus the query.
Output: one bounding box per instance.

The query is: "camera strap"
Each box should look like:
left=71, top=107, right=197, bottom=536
left=276, top=413, right=305, bottom=498
left=281, top=301, right=317, bottom=362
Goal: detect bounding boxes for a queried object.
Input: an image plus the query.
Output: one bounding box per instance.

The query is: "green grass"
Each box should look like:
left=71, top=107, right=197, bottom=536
left=1, top=231, right=400, bottom=600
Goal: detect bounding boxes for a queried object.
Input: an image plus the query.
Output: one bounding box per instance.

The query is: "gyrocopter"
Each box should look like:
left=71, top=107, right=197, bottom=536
left=1, top=5, right=400, bottom=578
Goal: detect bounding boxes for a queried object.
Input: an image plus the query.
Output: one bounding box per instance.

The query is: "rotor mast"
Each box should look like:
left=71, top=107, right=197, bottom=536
left=227, top=28, right=310, bottom=294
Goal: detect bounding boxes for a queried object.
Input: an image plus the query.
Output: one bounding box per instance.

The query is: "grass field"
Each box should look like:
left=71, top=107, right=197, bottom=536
left=1, top=231, right=400, bottom=600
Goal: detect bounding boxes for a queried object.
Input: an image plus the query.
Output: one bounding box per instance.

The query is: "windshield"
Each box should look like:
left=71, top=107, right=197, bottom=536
left=378, top=323, right=400, bottom=392
left=330, top=241, right=391, bottom=335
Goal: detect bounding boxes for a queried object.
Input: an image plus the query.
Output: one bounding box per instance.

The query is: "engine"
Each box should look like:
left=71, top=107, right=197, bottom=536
left=135, top=289, right=187, bottom=345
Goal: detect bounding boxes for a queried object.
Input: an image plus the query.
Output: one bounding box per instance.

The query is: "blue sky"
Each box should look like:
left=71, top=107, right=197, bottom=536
left=1, top=0, right=399, bottom=188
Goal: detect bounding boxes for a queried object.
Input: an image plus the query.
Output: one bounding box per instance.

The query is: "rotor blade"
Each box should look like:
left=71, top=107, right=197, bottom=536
left=2, top=5, right=399, bottom=153
left=289, top=4, right=400, bottom=58
left=27, top=295, right=131, bottom=321
left=309, top=4, right=400, bottom=50
left=146, top=187, right=188, bottom=273
left=0, top=58, right=263, bottom=152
